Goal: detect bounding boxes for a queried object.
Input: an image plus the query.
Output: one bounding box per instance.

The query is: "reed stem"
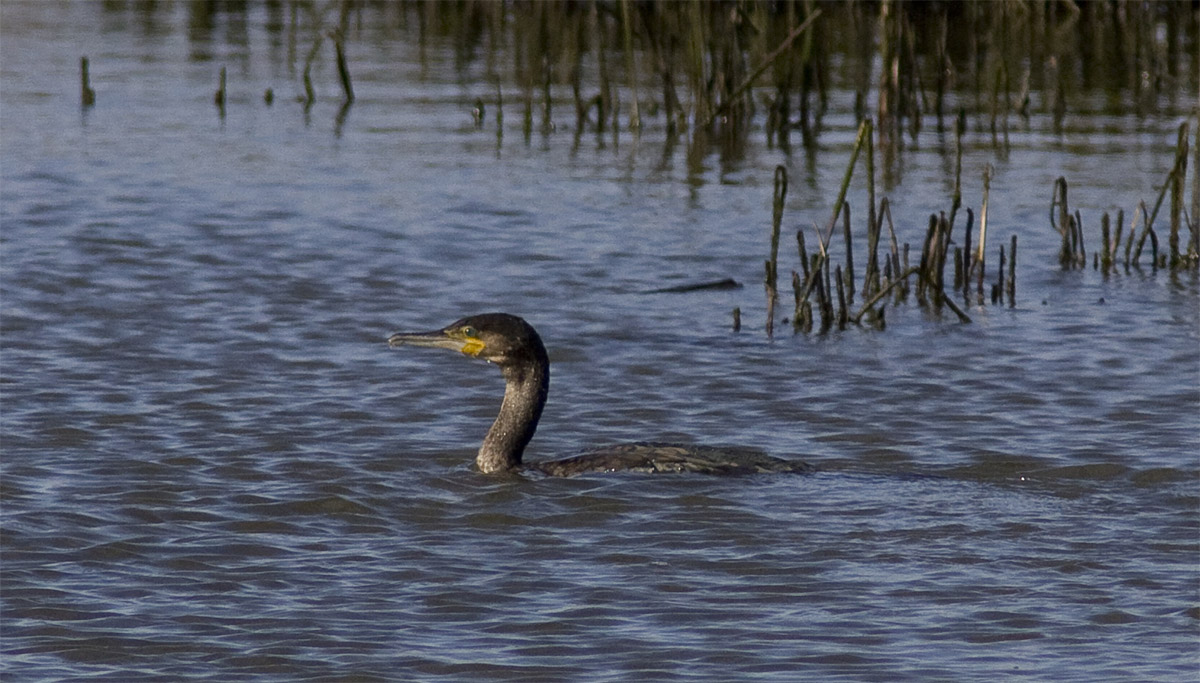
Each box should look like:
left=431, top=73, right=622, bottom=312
left=80, top=56, right=95, bottom=107
left=214, top=66, right=227, bottom=115
left=1007, top=234, right=1017, bottom=307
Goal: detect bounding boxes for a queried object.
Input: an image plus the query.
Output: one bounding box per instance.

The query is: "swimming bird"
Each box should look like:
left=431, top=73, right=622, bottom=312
left=387, top=313, right=812, bottom=477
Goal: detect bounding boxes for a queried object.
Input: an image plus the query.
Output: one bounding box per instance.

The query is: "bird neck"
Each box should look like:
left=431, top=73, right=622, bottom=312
left=477, top=357, right=548, bottom=473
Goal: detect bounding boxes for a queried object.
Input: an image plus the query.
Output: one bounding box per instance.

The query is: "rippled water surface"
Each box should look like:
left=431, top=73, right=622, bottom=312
left=3, top=3, right=1198, bottom=681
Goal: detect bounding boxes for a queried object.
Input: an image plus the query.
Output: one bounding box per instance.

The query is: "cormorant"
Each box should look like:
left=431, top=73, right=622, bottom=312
left=387, top=313, right=812, bottom=477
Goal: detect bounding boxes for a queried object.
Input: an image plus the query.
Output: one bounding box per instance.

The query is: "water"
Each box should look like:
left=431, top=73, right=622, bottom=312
left=2, top=3, right=1197, bottom=681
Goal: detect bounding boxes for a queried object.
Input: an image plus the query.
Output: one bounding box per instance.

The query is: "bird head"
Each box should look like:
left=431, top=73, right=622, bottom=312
left=387, top=312, right=546, bottom=369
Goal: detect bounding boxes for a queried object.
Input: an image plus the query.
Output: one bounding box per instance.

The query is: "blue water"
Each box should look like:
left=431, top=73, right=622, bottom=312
left=2, top=3, right=1197, bottom=681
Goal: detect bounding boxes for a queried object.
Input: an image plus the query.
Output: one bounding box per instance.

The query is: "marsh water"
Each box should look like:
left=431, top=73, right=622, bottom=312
left=2, top=3, right=1198, bottom=681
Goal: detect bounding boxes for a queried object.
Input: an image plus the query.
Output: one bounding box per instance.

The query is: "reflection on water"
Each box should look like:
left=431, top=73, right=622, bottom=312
left=2, top=3, right=1197, bottom=681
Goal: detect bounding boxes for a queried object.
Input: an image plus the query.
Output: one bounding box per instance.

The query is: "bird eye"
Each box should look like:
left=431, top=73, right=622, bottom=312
left=461, top=326, right=477, bottom=337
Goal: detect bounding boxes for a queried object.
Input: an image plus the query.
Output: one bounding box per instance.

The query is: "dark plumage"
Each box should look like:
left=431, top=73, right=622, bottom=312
left=387, top=313, right=812, bottom=477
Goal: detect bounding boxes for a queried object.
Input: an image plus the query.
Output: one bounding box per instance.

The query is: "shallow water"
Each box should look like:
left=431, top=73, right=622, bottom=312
left=2, top=3, right=1198, bottom=681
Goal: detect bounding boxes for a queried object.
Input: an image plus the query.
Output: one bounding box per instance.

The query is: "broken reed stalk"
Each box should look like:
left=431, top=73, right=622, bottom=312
left=1108, top=210, right=1118, bottom=266
left=1007, top=234, right=1017, bottom=306
left=80, top=56, right=95, bottom=107
left=1124, top=206, right=1137, bottom=267
left=810, top=255, right=831, bottom=332
left=1051, top=176, right=1071, bottom=266
left=1073, top=209, right=1086, bottom=266
left=335, top=36, right=354, bottom=103
left=917, top=214, right=936, bottom=301
left=792, top=270, right=812, bottom=333
left=993, top=244, right=1005, bottom=304
left=949, top=112, right=963, bottom=228
left=794, top=231, right=812, bottom=332
left=834, top=264, right=848, bottom=329
left=797, top=229, right=810, bottom=283
left=765, top=165, right=787, bottom=337
left=764, top=260, right=776, bottom=338
left=841, top=202, right=855, bottom=303
left=864, top=197, right=882, bottom=299
left=954, top=247, right=964, bottom=290
left=918, top=212, right=954, bottom=308
left=961, top=207, right=974, bottom=297
left=1168, top=121, right=1189, bottom=266
left=824, top=119, right=873, bottom=248
left=795, top=117, right=873, bottom=310
left=824, top=245, right=834, bottom=315
left=853, top=266, right=918, bottom=324
left=936, top=212, right=951, bottom=293
left=1132, top=120, right=1192, bottom=268
left=1132, top=200, right=1157, bottom=267
left=975, top=164, right=992, bottom=293
left=214, top=66, right=227, bottom=113
left=1193, top=120, right=1200, bottom=261
left=1100, top=212, right=1112, bottom=271
left=864, top=117, right=880, bottom=298
left=929, top=270, right=971, bottom=323
left=880, top=198, right=899, bottom=266
left=770, top=165, right=787, bottom=283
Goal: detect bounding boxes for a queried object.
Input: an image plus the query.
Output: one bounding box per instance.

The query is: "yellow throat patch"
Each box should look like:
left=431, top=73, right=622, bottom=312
left=459, top=337, right=486, bottom=357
